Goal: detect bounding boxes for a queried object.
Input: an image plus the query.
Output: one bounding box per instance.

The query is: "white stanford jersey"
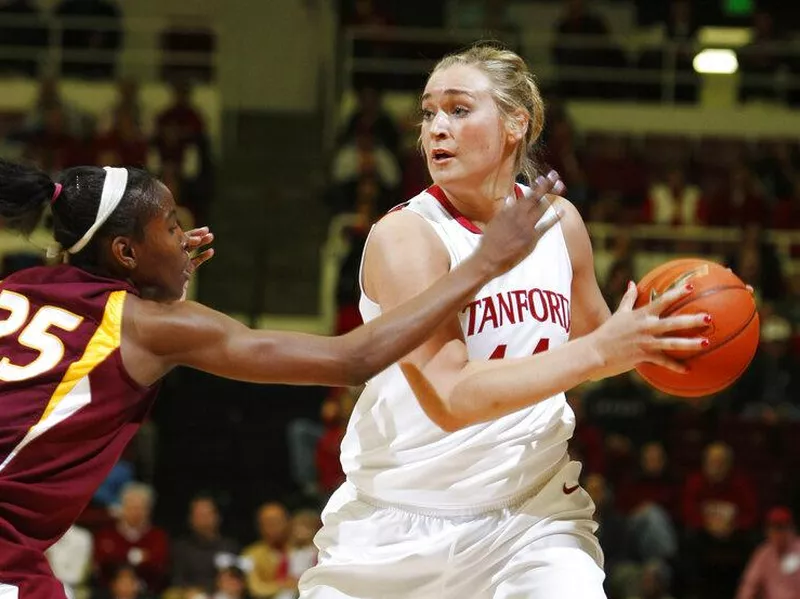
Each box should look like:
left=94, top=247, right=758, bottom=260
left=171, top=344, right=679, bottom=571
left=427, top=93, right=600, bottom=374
left=340, top=184, right=575, bottom=513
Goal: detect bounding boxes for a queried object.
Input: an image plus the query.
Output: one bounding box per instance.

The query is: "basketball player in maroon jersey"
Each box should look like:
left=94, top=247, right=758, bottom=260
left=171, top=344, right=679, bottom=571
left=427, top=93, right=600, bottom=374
left=0, top=159, right=566, bottom=598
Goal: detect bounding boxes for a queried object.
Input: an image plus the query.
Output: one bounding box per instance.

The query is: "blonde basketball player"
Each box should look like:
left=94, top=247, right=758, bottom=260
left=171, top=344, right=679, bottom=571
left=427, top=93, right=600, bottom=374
left=299, top=45, right=708, bottom=599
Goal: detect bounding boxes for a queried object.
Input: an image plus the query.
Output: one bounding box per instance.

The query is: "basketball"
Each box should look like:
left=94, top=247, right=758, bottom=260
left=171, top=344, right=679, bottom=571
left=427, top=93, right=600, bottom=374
left=633, top=258, right=759, bottom=398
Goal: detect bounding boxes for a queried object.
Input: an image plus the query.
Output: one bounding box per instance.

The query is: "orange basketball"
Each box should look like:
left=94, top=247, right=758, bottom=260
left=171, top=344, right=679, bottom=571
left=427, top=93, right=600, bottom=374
left=633, top=258, right=759, bottom=398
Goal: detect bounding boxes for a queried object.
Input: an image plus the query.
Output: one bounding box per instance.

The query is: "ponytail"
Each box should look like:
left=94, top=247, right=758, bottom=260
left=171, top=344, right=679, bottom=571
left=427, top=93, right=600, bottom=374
left=0, top=159, right=56, bottom=236
left=0, top=159, right=160, bottom=268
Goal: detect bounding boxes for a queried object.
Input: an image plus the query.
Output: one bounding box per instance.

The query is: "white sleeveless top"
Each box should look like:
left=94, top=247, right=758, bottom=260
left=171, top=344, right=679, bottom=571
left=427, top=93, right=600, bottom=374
left=340, top=184, right=575, bottom=513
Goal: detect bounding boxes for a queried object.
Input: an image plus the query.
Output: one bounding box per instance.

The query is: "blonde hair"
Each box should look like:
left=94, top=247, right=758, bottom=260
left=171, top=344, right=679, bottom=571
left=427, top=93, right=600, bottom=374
left=428, top=43, right=545, bottom=184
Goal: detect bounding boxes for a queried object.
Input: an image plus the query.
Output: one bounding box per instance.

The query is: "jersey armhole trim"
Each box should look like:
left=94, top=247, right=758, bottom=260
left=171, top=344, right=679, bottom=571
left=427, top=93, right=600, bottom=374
left=358, top=206, right=454, bottom=307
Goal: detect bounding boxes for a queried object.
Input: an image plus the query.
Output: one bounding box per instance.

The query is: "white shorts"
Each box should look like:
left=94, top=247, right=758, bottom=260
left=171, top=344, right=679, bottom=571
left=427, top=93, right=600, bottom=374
left=299, top=460, right=606, bottom=599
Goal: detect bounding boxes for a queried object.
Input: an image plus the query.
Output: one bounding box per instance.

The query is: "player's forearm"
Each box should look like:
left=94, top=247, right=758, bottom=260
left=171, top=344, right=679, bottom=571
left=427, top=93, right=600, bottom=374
left=340, top=255, right=493, bottom=385
left=446, top=336, right=604, bottom=427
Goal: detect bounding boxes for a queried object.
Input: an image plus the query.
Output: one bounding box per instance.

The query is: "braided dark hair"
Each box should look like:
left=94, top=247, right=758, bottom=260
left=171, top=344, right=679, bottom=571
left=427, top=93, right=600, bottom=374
left=0, top=159, right=162, bottom=268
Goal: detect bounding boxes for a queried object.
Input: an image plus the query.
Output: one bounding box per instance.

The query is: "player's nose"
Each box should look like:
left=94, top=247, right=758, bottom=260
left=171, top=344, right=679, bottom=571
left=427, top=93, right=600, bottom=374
left=429, top=111, right=449, bottom=137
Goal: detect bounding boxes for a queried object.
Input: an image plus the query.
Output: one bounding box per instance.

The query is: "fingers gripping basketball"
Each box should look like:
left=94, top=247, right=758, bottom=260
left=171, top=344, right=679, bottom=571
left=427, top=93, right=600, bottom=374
left=633, top=259, right=759, bottom=398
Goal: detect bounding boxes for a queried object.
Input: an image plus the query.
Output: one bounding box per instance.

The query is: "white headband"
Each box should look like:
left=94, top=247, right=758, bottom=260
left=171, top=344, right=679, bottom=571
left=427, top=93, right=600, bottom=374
left=67, top=166, right=129, bottom=255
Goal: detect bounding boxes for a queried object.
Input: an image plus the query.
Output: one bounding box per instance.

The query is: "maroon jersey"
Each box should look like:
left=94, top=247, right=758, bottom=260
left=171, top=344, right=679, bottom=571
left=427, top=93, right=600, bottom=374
left=0, top=265, right=158, bottom=595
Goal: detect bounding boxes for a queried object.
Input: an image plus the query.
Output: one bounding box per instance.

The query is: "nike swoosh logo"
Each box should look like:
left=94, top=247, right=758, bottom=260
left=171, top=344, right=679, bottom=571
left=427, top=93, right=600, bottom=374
left=649, top=265, right=710, bottom=303
left=563, top=483, right=580, bottom=495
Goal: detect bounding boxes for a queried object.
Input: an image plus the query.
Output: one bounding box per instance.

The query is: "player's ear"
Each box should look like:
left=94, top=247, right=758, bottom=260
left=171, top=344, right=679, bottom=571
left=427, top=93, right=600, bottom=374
left=111, top=235, right=137, bottom=271
left=506, top=108, right=529, bottom=145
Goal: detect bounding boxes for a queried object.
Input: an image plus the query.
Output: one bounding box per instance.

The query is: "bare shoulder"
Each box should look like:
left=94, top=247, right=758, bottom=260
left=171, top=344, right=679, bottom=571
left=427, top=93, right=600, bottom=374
left=549, top=195, right=586, bottom=237
left=366, top=209, right=447, bottom=260
left=363, top=209, right=450, bottom=302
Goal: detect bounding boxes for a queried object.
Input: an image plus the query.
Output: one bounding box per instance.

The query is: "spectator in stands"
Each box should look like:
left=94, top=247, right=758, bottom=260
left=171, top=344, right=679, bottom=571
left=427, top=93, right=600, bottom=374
left=618, top=443, right=679, bottom=565
left=738, top=10, right=786, bottom=103
left=636, top=0, right=699, bottom=103
left=773, top=177, right=800, bottom=231
left=665, top=0, right=697, bottom=42
left=99, top=564, right=153, bottom=599
left=46, top=524, right=93, bottom=599
left=286, top=388, right=356, bottom=501
left=682, top=442, right=759, bottom=533
left=341, top=86, right=399, bottom=157
left=585, top=473, right=632, bottom=596
left=583, top=136, right=646, bottom=222
left=213, top=565, right=251, bottom=599
left=683, top=499, right=756, bottom=599
left=705, top=162, right=768, bottom=227
left=566, top=391, right=606, bottom=475
left=150, top=81, right=212, bottom=223
left=450, top=0, right=514, bottom=33
left=172, top=496, right=239, bottom=595
left=274, top=510, right=320, bottom=599
left=286, top=407, right=326, bottom=501
left=23, top=102, right=88, bottom=177
left=618, top=442, right=680, bottom=522
left=155, top=80, right=206, bottom=144
left=0, top=0, right=48, bottom=76
left=776, top=272, right=800, bottom=343
left=94, top=483, right=170, bottom=593
left=94, top=107, right=148, bottom=168
left=22, top=78, right=91, bottom=139
left=55, top=0, right=123, bottom=78
left=331, top=128, right=400, bottom=195
left=110, top=79, right=143, bottom=131
left=315, top=391, right=354, bottom=499
left=642, top=167, right=705, bottom=226
left=552, top=0, right=627, bottom=99
left=342, top=0, right=394, bottom=72
left=93, top=459, right=135, bottom=514
left=334, top=227, right=367, bottom=335
left=242, top=502, right=294, bottom=599
left=628, top=559, right=675, bottom=599
left=542, top=113, right=588, bottom=212
left=726, top=224, right=786, bottom=304
left=730, top=314, right=800, bottom=422
left=755, top=140, right=797, bottom=202
left=583, top=373, right=664, bottom=481
left=737, top=506, right=800, bottom=599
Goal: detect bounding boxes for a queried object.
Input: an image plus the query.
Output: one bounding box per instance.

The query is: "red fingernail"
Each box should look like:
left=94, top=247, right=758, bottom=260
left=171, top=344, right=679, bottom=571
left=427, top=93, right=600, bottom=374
left=704, top=315, right=712, bottom=324
left=685, top=284, right=694, bottom=292
left=701, top=339, right=710, bottom=348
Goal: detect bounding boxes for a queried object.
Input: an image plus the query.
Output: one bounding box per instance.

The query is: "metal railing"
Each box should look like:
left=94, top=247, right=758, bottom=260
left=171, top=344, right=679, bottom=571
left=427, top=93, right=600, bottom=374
left=341, top=25, right=800, bottom=104
left=0, top=13, right=218, bottom=78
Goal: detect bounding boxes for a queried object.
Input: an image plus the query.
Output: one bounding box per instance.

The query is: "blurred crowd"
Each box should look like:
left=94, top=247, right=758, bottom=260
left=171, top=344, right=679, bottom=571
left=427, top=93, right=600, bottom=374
left=0, top=76, right=212, bottom=271
left=49, top=475, right=322, bottom=599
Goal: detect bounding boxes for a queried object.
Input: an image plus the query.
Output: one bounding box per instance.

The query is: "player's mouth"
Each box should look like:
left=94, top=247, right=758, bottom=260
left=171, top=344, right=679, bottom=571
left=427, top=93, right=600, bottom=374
left=431, top=149, right=455, bottom=164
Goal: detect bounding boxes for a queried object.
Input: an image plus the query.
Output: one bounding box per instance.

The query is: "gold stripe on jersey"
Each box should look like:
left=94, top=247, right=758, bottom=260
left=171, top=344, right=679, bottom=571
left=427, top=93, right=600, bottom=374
left=38, top=290, right=127, bottom=423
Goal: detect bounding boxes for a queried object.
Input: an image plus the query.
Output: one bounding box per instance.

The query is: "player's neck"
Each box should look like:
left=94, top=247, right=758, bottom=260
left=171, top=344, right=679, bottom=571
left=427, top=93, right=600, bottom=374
left=439, top=179, right=516, bottom=227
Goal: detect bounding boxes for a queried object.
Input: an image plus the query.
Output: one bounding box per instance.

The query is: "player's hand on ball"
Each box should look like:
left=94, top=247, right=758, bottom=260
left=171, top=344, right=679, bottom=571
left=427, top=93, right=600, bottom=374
left=588, top=281, right=710, bottom=380
left=475, top=170, right=565, bottom=274
left=185, top=226, right=215, bottom=274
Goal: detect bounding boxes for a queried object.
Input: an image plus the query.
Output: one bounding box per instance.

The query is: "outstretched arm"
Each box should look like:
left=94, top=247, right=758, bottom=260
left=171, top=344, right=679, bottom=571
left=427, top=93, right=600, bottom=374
left=122, top=175, right=565, bottom=387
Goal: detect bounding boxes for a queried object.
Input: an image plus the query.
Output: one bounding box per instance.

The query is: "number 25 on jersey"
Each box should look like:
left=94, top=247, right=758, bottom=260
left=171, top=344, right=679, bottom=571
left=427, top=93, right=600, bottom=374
left=0, top=290, right=83, bottom=382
